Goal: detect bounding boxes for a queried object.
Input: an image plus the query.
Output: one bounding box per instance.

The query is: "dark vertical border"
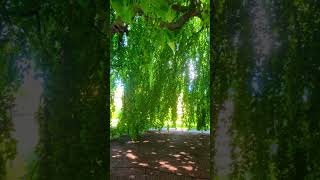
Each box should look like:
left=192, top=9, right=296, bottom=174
left=210, top=0, right=216, bottom=179
left=106, top=0, right=111, bottom=178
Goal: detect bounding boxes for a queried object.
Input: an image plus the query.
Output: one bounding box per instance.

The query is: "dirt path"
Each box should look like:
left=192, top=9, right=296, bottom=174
left=111, top=131, right=210, bottom=179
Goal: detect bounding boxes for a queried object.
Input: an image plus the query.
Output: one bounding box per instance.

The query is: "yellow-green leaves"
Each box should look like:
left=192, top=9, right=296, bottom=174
left=168, top=41, right=176, bottom=54
left=111, top=0, right=135, bottom=22
left=151, top=0, right=170, bottom=19
left=165, top=9, right=176, bottom=22
left=164, top=30, right=176, bottom=54
left=111, top=0, right=123, bottom=13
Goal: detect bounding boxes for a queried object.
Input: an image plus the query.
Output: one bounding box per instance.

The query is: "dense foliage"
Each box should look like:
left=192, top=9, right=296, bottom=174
left=2, top=0, right=318, bottom=179
left=213, top=0, right=320, bottom=179
left=111, top=0, right=210, bottom=139
left=1, top=0, right=109, bottom=179
left=0, top=23, right=21, bottom=179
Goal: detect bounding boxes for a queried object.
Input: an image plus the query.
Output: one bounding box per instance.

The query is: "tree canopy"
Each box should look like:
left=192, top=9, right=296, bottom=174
left=110, top=0, right=210, bottom=139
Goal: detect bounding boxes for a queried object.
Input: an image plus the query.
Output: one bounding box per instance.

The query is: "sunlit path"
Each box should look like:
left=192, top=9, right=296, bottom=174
left=111, top=131, right=209, bottom=179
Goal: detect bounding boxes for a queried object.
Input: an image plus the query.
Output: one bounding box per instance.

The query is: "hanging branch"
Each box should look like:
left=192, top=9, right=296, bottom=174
left=161, top=0, right=202, bottom=31
left=111, top=21, right=129, bottom=34
left=111, top=0, right=203, bottom=34
left=160, top=8, right=201, bottom=31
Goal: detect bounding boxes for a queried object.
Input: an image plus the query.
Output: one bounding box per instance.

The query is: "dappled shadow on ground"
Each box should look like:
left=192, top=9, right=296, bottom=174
left=111, top=131, right=209, bottom=179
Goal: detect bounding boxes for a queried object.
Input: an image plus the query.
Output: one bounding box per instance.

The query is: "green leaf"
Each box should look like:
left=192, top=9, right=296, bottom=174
left=121, top=6, right=134, bottom=22
left=168, top=41, right=175, bottom=54
left=111, top=0, right=123, bottom=13
left=151, top=0, right=169, bottom=19
left=165, top=9, right=176, bottom=22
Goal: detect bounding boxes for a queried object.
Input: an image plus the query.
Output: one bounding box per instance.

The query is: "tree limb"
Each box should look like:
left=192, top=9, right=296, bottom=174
left=111, top=21, right=128, bottom=34
left=111, top=0, right=202, bottom=34
left=171, top=4, right=190, bottom=12
left=160, top=8, right=201, bottom=31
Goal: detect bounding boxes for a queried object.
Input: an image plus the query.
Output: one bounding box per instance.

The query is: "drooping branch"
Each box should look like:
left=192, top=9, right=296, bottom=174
left=111, top=21, right=128, bottom=34
left=160, top=8, right=201, bottom=31
left=161, top=0, right=202, bottom=30
left=171, top=4, right=190, bottom=12
left=111, top=20, right=128, bottom=47
left=111, top=0, right=202, bottom=34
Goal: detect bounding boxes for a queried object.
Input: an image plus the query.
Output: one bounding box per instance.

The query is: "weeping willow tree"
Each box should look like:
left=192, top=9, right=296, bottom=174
left=213, top=0, right=320, bottom=179
left=1, top=0, right=109, bottom=179
left=111, top=0, right=210, bottom=139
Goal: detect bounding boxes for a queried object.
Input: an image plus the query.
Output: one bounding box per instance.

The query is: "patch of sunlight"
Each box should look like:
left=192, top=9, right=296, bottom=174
left=191, top=16, right=202, bottom=32
left=149, top=127, right=210, bottom=134
left=112, top=154, right=121, bottom=158
left=123, top=33, right=128, bottom=47
left=182, top=165, right=193, bottom=171
left=111, top=118, right=119, bottom=128
left=129, top=175, right=136, bottom=179
left=159, top=161, right=168, bottom=165
left=188, top=58, right=197, bottom=91
left=189, top=59, right=197, bottom=81
left=126, top=153, right=138, bottom=160
left=111, top=80, right=124, bottom=127
left=138, top=163, right=149, bottom=167
left=176, top=93, right=184, bottom=127
left=114, top=81, right=124, bottom=110
left=158, top=161, right=177, bottom=171
left=173, top=154, right=181, bottom=158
